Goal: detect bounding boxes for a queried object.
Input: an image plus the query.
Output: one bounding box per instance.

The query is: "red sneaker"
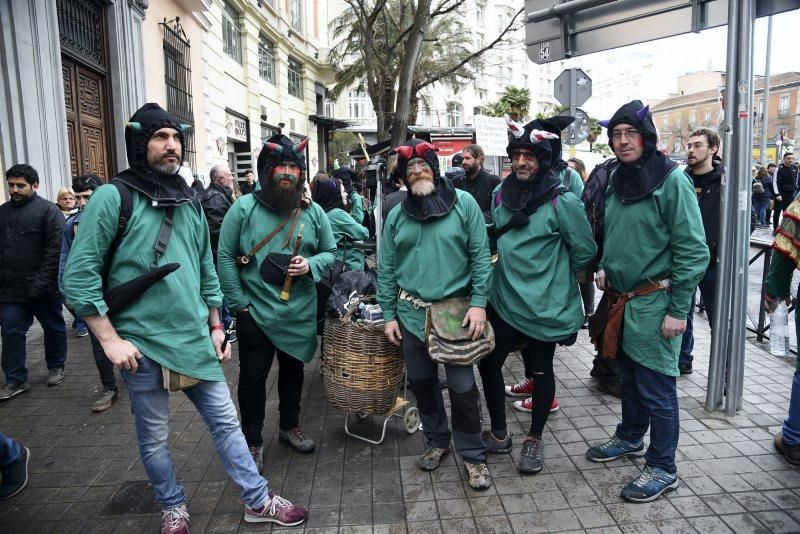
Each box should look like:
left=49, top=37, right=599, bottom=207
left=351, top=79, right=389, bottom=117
left=244, top=491, right=308, bottom=526
left=505, top=377, right=533, bottom=397
left=513, top=396, right=560, bottom=413
left=161, top=504, right=190, bottom=534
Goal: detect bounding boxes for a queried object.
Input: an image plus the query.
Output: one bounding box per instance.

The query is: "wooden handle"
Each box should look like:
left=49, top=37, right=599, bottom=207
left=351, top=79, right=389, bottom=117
left=279, top=224, right=304, bottom=301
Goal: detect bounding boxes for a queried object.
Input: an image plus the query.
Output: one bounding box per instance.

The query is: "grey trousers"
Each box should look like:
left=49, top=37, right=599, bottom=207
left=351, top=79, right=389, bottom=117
left=400, top=323, right=486, bottom=464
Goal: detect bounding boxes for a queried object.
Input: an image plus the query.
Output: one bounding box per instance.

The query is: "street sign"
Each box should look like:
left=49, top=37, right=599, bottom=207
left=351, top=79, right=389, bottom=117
left=525, top=0, right=800, bottom=64
left=554, top=68, right=591, bottom=108
left=558, top=108, right=590, bottom=145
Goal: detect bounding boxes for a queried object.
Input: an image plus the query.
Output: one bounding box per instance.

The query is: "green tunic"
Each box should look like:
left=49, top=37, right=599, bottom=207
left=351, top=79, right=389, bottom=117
left=489, top=187, right=597, bottom=341
left=350, top=192, right=365, bottom=224
left=560, top=167, right=584, bottom=198
left=63, top=184, right=225, bottom=381
left=377, top=190, right=492, bottom=341
left=325, top=207, right=368, bottom=272
left=217, top=195, right=336, bottom=362
left=599, top=166, right=709, bottom=376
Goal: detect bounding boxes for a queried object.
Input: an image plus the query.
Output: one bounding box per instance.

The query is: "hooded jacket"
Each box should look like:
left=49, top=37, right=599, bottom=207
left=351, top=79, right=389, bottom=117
left=689, top=159, right=724, bottom=262
left=255, top=133, right=309, bottom=211
left=201, top=183, right=234, bottom=255
left=390, top=139, right=457, bottom=221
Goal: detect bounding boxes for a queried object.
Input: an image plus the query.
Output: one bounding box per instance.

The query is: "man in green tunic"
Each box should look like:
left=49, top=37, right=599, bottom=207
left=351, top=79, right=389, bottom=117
left=63, top=104, right=307, bottom=531
left=333, top=166, right=366, bottom=225
left=478, top=120, right=596, bottom=474
left=377, top=139, right=493, bottom=490
left=585, top=101, right=708, bottom=503
left=217, top=135, right=336, bottom=465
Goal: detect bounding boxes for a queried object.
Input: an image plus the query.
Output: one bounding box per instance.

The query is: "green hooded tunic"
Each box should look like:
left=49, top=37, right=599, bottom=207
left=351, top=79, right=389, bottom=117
left=599, top=166, right=709, bottom=376
left=560, top=167, right=584, bottom=198
left=63, top=184, right=225, bottom=381
left=325, top=207, right=368, bottom=272
left=217, top=195, right=336, bottom=363
left=377, top=189, right=492, bottom=342
left=489, top=186, right=597, bottom=341
left=350, top=192, right=365, bottom=224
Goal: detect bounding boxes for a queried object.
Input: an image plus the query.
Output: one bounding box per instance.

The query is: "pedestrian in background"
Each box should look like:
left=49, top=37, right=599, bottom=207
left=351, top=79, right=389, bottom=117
left=0, top=432, right=29, bottom=500
left=772, top=152, right=798, bottom=229
left=567, top=157, right=588, bottom=182
left=0, top=164, right=67, bottom=401
left=568, top=157, right=594, bottom=325
left=753, top=166, right=773, bottom=227
left=56, top=186, right=77, bottom=218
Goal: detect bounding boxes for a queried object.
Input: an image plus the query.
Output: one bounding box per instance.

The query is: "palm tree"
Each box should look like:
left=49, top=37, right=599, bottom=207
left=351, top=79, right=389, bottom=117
left=500, top=86, right=531, bottom=121
left=587, top=118, right=602, bottom=151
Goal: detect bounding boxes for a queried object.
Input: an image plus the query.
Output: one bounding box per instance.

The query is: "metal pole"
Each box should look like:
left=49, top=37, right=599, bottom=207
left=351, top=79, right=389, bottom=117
left=569, top=68, right=577, bottom=159
left=706, top=0, right=740, bottom=412
left=725, top=0, right=756, bottom=416
left=759, top=16, right=773, bottom=165
left=526, top=0, right=617, bottom=23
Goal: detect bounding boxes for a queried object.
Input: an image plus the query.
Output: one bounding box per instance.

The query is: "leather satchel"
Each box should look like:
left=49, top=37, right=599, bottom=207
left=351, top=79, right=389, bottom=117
left=425, top=297, right=495, bottom=366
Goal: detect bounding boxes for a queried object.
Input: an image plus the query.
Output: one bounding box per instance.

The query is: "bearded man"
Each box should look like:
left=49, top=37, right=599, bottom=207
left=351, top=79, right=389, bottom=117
left=64, top=104, right=308, bottom=532
left=377, top=139, right=493, bottom=490
left=217, top=134, right=336, bottom=467
left=452, top=144, right=501, bottom=223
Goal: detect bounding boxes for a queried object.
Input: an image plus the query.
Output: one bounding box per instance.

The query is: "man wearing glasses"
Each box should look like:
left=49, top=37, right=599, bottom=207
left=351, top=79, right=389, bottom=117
left=585, top=101, right=708, bottom=503
left=678, top=128, right=724, bottom=375
left=377, top=139, right=493, bottom=491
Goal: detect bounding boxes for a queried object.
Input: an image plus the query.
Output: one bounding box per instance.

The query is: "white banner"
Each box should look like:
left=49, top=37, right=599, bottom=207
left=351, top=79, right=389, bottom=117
left=474, top=115, right=509, bottom=156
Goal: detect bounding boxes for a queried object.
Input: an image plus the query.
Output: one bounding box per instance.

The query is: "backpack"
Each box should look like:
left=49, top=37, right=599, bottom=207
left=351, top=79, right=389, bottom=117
left=581, top=158, right=619, bottom=265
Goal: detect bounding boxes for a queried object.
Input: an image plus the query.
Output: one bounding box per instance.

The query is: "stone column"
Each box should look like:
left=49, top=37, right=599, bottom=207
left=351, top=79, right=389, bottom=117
left=0, top=0, right=71, bottom=200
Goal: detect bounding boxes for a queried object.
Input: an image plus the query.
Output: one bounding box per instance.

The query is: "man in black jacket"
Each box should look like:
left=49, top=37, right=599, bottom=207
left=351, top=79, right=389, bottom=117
left=773, top=152, right=798, bottom=229
left=202, top=164, right=236, bottom=338
left=679, top=128, right=722, bottom=374
left=0, top=164, right=67, bottom=400
left=452, top=144, right=501, bottom=223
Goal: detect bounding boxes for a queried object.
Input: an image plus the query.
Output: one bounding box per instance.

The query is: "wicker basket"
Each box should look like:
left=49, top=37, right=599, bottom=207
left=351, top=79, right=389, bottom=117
left=322, top=318, right=404, bottom=415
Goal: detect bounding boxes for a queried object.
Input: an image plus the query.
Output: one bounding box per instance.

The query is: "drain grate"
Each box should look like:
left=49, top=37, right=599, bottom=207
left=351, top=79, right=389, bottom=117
left=99, top=480, right=160, bottom=515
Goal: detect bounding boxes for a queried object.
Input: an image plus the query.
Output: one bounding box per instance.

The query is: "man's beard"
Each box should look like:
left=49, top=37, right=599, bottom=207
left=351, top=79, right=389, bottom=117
left=151, top=160, right=180, bottom=175
left=688, top=153, right=709, bottom=170
left=409, top=178, right=435, bottom=196
left=265, top=176, right=303, bottom=211
left=465, top=164, right=479, bottom=179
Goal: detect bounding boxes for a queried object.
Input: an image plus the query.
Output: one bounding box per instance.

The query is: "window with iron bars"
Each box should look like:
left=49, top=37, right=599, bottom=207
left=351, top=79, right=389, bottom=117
left=160, top=18, right=196, bottom=171
left=291, top=0, right=302, bottom=32
left=288, top=58, right=303, bottom=98
left=258, top=36, right=275, bottom=84
left=222, top=2, right=242, bottom=63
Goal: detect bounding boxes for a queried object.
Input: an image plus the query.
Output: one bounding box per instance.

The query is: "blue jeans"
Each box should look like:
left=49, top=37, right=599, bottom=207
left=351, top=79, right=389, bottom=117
left=785, top=291, right=800, bottom=446
left=753, top=197, right=769, bottom=225
left=679, top=267, right=717, bottom=366
left=0, top=299, right=67, bottom=384
left=615, top=351, right=679, bottom=473
left=0, top=432, right=22, bottom=467
left=121, top=355, right=268, bottom=509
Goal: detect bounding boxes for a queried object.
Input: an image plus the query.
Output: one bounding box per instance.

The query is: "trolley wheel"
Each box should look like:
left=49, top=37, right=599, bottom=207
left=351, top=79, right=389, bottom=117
left=356, top=412, right=369, bottom=420
left=403, top=407, right=420, bottom=434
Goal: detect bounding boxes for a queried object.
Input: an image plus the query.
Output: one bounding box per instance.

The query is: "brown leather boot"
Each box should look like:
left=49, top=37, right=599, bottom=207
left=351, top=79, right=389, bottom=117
left=774, top=432, right=800, bottom=465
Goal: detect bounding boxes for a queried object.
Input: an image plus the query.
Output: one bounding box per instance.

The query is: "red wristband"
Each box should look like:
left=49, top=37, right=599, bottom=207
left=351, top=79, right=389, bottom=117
left=209, top=323, right=224, bottom=332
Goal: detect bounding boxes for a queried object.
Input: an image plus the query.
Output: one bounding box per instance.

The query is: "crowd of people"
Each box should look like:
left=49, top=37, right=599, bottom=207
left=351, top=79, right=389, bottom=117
left=0, top=99, right=799, bottom=534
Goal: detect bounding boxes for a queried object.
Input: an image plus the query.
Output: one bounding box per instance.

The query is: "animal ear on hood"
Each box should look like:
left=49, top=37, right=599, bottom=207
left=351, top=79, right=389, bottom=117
left=505, top=116, right=526, bottom=139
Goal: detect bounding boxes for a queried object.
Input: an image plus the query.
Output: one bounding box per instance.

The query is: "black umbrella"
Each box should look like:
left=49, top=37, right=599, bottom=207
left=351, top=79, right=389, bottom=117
left=104, top=263, right=181, bottom=315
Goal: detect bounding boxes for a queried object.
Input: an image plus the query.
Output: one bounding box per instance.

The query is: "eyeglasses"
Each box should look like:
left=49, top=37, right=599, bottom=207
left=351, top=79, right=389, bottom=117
left=611, top=129, right=641, bottom=141
left=686, top=142, right=708, bottom=151
left=405, top=161, right=431, bottom=175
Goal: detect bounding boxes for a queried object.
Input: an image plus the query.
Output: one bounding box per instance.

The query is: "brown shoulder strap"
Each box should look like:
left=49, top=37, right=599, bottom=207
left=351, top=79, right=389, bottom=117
left=238, top=208, right=300, bottom=266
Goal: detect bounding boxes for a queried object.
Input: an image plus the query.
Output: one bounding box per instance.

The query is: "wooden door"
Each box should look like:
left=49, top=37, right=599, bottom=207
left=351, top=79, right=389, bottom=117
left=62, top=56, right=111, bottom=181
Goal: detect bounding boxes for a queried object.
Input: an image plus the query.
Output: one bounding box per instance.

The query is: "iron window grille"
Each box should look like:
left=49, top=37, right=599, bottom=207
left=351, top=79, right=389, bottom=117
left=258, top=37, right=276, bottom=84
left=222, top=1, right=242, bottom=63
left=56, top=0, right=107, bottom=72
left=160, top=18, right=196, bottom=171
left=288, top=58, right=304, bottom=98
left=291, top=0, right=302, bottom=32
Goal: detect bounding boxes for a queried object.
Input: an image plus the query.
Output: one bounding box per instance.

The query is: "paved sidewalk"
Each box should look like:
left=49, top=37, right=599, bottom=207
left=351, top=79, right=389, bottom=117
left=0, top=308, right=798, bottom=533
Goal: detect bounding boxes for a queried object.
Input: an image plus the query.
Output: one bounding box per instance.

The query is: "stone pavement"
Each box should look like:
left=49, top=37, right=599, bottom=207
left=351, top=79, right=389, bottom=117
left=1, top=307, right=799, bottom=534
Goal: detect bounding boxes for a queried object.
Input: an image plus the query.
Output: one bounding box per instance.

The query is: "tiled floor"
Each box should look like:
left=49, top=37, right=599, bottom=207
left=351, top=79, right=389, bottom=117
left=0, top=305, right=798, bottom=533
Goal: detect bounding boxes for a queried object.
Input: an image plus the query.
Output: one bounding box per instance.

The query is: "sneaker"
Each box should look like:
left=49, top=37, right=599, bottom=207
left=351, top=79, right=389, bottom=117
left=250, top=445, right=264, bottom=473
left=678, top=362, right=693, bottom=375
left=513, top=396, right=560, bottom=413
left=482, top=430, right=513, bottom=454
left=227, top=319, right=238, bottom=344
left=518, top=437, right=544, bottom=474
left=586, top=435, right=645, bottom=463
left=46, top=367, right=64, bottom=386
left=505, top=377, right=533, bottom=397
left=465, top=462, right=492, bottom=490
left=91, top=388, right=119, bottom=413
left=415, top=446, right=451, bottom=471
left=0, top=382, right=30, bottom=401
left=278, top=427, right=315, bottom=453
left=620, top=466, right=679, bottom=503
left=774, top=432, right=800, bottom=465
left=244, top=490, right=308, bottom=526
left=0, top=446, right=29, bottom=500
left=161, top=503, right=190, bottom=534
left=75, top=327, right=89, bottom=337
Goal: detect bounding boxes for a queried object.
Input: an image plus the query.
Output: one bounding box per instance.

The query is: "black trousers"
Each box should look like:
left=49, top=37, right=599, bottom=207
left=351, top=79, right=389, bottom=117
left=88, top=329, right=117, bottom=391
left=236, top=311, right=304, bottom=446
left=478, top=307, right=556, bottom=438
left=774, top=196, right=793, bottom=229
